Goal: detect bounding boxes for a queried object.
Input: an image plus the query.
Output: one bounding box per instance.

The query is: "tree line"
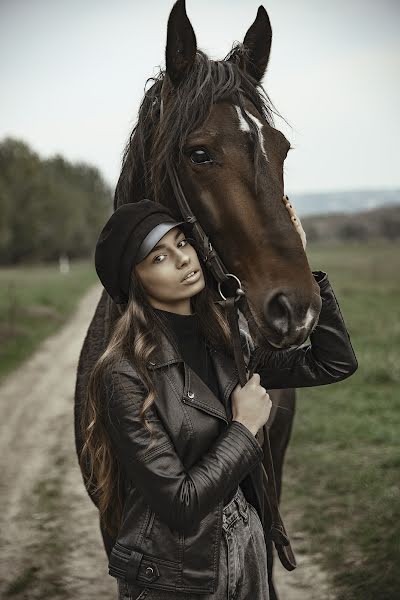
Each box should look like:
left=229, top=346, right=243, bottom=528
left=302, top=203, right=400, bottom=243
left=0, top=137, right=113, bottom=265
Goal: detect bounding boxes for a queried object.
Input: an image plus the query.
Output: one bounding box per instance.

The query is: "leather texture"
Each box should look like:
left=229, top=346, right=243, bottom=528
left=104, top=270, right=358, bottom=594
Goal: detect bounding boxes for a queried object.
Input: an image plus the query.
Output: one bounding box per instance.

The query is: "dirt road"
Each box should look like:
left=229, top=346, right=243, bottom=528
left=0, top=284, right=334, bottom=599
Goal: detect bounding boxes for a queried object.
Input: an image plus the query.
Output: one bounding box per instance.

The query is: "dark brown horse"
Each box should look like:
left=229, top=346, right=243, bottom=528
left=74, top=2, right=321, bottom=598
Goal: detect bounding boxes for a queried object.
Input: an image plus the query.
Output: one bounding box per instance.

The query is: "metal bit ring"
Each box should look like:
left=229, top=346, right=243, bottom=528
left=218, top=273, right=244, bottom=301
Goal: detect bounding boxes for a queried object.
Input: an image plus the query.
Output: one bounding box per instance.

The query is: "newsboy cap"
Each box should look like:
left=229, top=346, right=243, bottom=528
left=95, top=199, right=194, bottom=304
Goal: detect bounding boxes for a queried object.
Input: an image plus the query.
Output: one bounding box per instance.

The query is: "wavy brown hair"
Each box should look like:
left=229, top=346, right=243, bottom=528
left=79, top=243, right=237, bottom=538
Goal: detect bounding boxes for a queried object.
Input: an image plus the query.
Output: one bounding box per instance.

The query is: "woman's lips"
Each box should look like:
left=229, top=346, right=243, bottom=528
left=181, top=270, right=201, bottom=284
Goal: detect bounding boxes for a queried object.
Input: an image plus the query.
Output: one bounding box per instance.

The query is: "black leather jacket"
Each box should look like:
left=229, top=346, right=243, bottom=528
left=104, top=271, right=358, bottom=593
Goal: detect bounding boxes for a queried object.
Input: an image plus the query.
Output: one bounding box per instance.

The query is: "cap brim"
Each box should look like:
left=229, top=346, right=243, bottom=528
left=136, top=220, right=193, bottom=263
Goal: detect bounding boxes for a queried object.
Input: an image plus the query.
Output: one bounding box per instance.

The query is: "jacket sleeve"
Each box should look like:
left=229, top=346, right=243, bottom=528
left=249, top=270, right=358, bottom=389
left=103, top=369, right=263, bottom=535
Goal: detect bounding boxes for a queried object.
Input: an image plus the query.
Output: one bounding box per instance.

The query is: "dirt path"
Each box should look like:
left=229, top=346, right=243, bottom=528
left=0, top=283, right=335, bottom=599
left=273, top=527, right=335, bottom=600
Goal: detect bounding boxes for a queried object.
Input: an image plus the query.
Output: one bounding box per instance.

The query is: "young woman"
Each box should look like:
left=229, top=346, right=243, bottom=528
left=80, top=198, right=357, bottom=600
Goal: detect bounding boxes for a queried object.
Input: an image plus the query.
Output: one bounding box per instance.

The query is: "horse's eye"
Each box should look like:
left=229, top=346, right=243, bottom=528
left=190, top=149, right=212, bottom=164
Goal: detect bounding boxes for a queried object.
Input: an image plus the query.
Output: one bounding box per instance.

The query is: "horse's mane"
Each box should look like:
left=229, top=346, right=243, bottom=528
left=114, top=45, right=284, bottom=212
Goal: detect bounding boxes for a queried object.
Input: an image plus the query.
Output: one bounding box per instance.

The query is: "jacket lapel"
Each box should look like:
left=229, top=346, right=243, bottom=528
left=148, top=333, right=239, bottom=424
left=208, top=345, right=239, bottom=422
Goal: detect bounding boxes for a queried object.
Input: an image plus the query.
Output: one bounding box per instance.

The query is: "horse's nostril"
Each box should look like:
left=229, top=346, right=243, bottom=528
left=264, top=291, right=292, bottom=337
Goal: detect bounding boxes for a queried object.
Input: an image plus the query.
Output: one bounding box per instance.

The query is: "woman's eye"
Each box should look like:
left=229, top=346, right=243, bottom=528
left=190, top=149, right=212, bottom=164
left=153, top=239, right=188, bottom=263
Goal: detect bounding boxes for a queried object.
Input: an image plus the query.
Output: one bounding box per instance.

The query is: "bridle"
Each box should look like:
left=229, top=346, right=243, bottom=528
left=167, top=161, right=306, bottom=572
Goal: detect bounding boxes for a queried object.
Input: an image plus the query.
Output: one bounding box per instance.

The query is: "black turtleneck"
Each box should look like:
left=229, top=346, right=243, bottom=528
left=153, top=307, right=220, bottom=401
left=153, top=306, right=239, bottom=506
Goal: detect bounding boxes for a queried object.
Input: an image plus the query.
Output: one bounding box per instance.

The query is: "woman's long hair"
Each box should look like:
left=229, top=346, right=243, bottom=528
left=79, top=246, right=237, bottom=538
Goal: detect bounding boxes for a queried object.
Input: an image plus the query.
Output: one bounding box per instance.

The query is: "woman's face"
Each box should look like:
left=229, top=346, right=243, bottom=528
left=134, top=226, right=205, bottom=314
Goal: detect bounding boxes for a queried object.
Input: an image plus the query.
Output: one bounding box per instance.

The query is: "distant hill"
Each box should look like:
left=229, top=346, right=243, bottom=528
left=292, top=189, right=400, bottom=217
left=301, top=203, right=400, bottom=243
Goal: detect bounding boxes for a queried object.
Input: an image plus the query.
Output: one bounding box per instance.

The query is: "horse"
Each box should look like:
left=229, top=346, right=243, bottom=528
left=74, top=2, right=321, bottom=598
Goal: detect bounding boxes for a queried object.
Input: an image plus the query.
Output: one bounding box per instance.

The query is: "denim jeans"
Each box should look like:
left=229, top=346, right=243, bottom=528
left=116, top=485, right=270, bottom=599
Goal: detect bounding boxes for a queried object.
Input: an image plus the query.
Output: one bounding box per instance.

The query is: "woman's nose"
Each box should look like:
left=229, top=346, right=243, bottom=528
left=177, top=250, right=190, bottom=266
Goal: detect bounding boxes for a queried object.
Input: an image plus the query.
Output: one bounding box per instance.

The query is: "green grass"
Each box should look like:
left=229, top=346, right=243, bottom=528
left=0, top=259, right=98, bottom=380
left=281, top=240, right=400, bottom=600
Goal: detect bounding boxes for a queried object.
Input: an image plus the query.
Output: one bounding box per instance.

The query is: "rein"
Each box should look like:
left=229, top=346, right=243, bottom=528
left=167, top=162, right=306, bottom=571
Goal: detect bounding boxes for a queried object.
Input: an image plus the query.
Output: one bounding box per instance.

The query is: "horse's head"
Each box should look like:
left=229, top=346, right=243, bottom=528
left=116, top=0, right=321, bottom=350
left=163, top=0, right=321, bottom=349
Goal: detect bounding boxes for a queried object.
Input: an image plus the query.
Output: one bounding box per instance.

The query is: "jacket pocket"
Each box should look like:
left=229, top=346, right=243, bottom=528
left=144, top=509, right=155, bottom=539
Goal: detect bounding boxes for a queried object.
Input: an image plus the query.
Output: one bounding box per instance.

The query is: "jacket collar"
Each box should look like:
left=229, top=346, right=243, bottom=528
left=147, top=329, right=182, bottom=369
left=148, top=330, right=239, bottom=421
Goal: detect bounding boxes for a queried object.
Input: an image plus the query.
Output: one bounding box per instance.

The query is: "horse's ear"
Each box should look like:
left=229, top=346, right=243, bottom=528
left=229, top=6, right=272, bottom=83
left=165, top=0, right=197, bottom=86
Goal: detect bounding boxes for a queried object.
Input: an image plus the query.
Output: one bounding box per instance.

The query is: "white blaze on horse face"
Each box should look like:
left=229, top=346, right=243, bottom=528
left=234, top=105, right=268, bottom=161
left=235, top=105, right=250, bottom=133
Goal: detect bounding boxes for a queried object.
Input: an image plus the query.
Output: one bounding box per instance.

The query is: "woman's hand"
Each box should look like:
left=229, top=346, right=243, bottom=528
left=231, top=372, right=272, bottom=436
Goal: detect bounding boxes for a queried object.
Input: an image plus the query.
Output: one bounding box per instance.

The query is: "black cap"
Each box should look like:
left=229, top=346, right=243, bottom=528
left=94, top=199, right=194, bottom=304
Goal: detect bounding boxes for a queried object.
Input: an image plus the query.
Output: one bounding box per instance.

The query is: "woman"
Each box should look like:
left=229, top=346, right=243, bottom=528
left=80, top=199, right=358, bottom=600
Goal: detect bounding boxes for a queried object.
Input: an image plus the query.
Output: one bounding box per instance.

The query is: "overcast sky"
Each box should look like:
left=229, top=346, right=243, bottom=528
left=1, top=0, right=399, bottom=194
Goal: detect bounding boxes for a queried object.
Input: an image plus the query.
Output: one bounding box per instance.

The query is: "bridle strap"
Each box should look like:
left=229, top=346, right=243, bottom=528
left=168, top=164, right=229, bottom=284
left=167, top=162, right=297, bottom=571
left=221, top=294, right=297, bottom=571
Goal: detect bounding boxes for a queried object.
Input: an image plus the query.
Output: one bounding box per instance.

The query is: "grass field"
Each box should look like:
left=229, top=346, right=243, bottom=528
left=0, top=259, right=98, bottom=381
left=281, top=240, right=400, bottom=600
